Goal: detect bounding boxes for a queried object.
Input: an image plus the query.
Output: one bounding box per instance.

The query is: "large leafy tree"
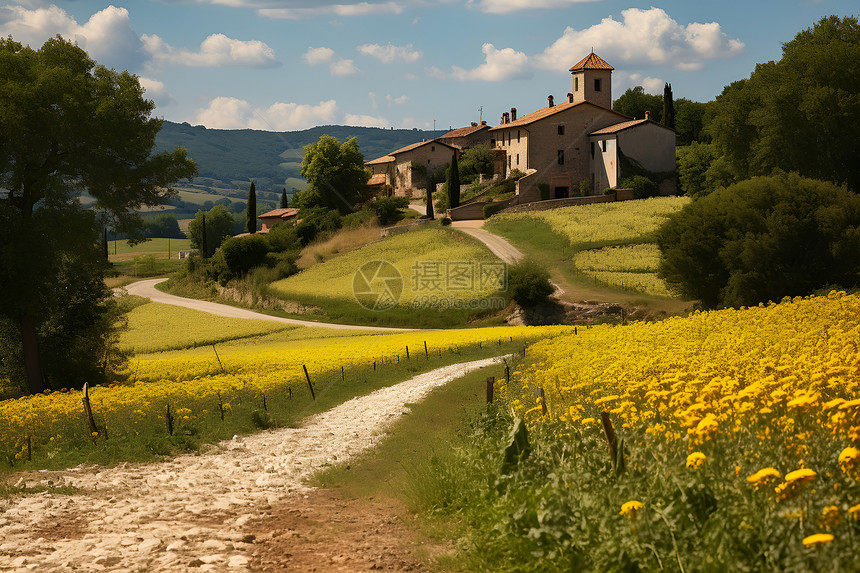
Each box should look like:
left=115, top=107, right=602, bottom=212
left=297, top=135, right=369, bottom=214
left=657, top=173, right=860, bottom=309
left=612, top=86, right=663, bottom=122
left=188, top=205, right=235, bottom=258
left=0, top=37, right=197, bottom=394
left=706, top=16, right=860, bottom=191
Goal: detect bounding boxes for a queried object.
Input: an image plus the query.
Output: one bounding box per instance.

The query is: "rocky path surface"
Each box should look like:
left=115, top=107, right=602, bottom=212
left=0, top=357, right=505, bottom=572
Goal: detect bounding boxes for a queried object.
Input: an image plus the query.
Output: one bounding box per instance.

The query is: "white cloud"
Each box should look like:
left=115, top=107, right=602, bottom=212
left=450, top=43, right=531, bottom=82
left=194, top=96, right=254, bottom=130
left=258, top=2, right=403, bottom=19
left=614, top=72, right=664, bottom=96
left=357, top=42, right=421, bottom=63
left=426, top=66, right=446, bottom=80
left=535, top=7, right=744, bottom=71
left=303, top=46, right=335, bottom=65
left=369, top=91, right=378, bottom=109
left=343, top=113, right=391, bottom=128
left=0, top=4, right=145, bottom=70
left=304, top=46, right=359, bottom=76
left=330, top=58, right=359, bottom=76
left=143, top=33, right=279, bottom=68
left=139, top=77, right=176, bottom=107
left=194, top=97, right=339, bottom=131
left=251, top=100, right=339, bottom=130
left=470, top=0, right=599, bottom=14
left=386, top=94, right=409, bottom=105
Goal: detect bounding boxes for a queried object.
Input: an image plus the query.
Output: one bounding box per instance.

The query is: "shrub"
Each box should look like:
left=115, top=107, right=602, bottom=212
left=620, top=175, right=659, bottom=199
left=220, top=234, right=270, bottom=278
left=440, top=217, right=452, bottom=226
left=579, top=179, right=591, bottom=197
left=295, top=207, right=342, bottom=246
left=507, top=260, right=554, bottom=308
left=370, top=196, right=409, bottom=226
left=483, top=202, right=508, bottom=219
left=657, top=172, right=860, bottom=308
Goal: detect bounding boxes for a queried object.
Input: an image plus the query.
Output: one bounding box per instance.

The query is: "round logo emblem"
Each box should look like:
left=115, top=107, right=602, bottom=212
left=352, top=260, right=403, bottom=311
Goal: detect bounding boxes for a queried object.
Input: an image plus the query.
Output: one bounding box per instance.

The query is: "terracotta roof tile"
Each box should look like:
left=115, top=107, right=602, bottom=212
left=258, top=207, right=300, bottom=219
left=367, top=173, right=387, bottom=186
left=366, top=154, right=395, bottom=165
left=590, top=118, right=675, bottom=135
left=440, top=124, right=488, bottom=139
left=488, top=100, right=628, bottom=131
left=569, top=52, right=614, bottom=72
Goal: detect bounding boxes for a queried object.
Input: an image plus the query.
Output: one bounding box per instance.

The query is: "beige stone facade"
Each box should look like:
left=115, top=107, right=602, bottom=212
left=590, top=117, right=677, bottom=193
left=365, top=139, right=458, bottom=198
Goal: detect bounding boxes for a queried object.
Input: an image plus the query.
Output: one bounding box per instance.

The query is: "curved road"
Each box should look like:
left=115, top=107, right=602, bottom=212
left=125, top=278, right=410, bottom=332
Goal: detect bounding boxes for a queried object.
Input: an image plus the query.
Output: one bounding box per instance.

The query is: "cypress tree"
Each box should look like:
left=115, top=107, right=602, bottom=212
left=279, top=188, right=289, bottom=209
left=447, top=152, right=460, bottom=209
left=662, top=83, right=675, bottom=130
left=426, top=175, right=435, bottom=219
left=246, top=180, right=257, bottom=234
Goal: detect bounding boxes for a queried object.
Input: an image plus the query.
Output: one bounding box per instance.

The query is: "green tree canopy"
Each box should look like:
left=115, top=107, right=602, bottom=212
left=612, top=86, right=663, bottom=122
left=297, top=135, right=369, bottom=214
left=447, top=152, right=461, bottom=209
left=188, top=205, right=235, bottom=258
left=705, top=16, right=860, bottom=191
left=458, top=144, right=495, bottom=184
left=657, top=173, right=860, bottom=309
left=0, top=36, right=196, bottom=394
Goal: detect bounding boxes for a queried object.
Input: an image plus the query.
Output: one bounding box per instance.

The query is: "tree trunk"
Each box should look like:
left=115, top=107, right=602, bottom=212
left=20, top=315, right=47, bottom=394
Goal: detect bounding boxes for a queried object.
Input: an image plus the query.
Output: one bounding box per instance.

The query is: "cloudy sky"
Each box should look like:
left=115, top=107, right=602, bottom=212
left=1, top=1, right=854, bottom=131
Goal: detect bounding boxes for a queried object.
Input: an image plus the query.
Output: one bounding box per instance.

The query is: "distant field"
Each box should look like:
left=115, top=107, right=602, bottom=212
left=108, top=238, right=191, bottom=261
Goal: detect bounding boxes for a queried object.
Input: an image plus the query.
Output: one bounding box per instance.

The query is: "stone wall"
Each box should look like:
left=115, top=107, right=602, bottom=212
left=502, top=189, right=633, bottom=214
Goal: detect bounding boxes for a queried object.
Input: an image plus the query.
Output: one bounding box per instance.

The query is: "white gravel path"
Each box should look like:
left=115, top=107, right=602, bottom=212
left=0, top=356, right=507, bottom=572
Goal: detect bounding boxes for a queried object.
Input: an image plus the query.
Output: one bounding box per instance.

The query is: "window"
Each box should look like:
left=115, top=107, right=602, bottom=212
left=431, top=145, right=435, bottom=152
left=557, top=150, right=564, bottom=165
left=558, top=125, right=565, bottom=136
left=516, top=154, right=520, bottom=166
left=594, top=78, right=602, bottom=92
left=575, top=77, right=579, bottom=92
left=517, top=130, right=520, bottom=143
left=508, top=155, right=511, bottom=168
left=601, top=140, right=606, bottom=152
left=490, top=138, right=496, bottom=147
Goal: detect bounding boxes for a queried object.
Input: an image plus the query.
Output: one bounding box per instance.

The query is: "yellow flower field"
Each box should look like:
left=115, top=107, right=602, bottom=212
left=0, top=323, right=569, bottom=463
left=572, top=244, right=672, bottom=297
left=493, top=196, right=689, bottom=249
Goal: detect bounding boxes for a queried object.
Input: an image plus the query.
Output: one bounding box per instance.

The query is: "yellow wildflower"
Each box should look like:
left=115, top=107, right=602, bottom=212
left=746, top=468, right=780, bottom=488
left=849, top=504, right=860, bottom=521
left=620, top=500, right=644, bottom=520
left=801, top=533, right=834, bottom=547
left=838, top=446, right=859, bottom=478
left=686, top=451, right=707, bottom=470
left=820, top=506, right=840, bottom=530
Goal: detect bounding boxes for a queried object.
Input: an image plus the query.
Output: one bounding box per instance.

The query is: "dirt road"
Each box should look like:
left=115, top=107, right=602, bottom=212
left=125, top=279, right=409, bottom=332
left=0, top=357, right=507, bottom=572
left=451, top=221, right=524, bottom=265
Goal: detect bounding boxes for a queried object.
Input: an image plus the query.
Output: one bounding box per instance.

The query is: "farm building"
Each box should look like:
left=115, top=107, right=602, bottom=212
left=366, top=139, right=459, bottom=198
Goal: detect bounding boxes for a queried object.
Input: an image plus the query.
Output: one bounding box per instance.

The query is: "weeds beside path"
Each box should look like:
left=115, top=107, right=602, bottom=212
left=0, top=357, right=507, bottom=571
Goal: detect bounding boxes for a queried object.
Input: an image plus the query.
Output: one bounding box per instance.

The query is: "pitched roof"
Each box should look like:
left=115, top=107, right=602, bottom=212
left=590, top=118, right=676, bottom=135
left=488, top=100, right=628, bottom=131
left=367, top=173, right=387, bottom=186
left=440, top=124, right=488, bottom=139
left=366, top=154, right=395, bottom=165
left=569, top=52, right=614, bottom=72
left=258, top=207, right=300, bottom=219
left=389, top=139, right=457, bottom=156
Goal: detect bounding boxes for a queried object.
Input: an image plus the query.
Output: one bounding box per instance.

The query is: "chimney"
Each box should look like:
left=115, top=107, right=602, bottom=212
left=510, top=107, right=517, bottom=121
left=645, top=110, right=651, bottom=120
left=548, top=95, right=554, bottom=108
left=567, top=93, right=574, bottom=103
left=481, top=120, right=487, bottom=126
left=471, top=122, right=478, bottom=127
left=502, top=112, right=510, bottom=124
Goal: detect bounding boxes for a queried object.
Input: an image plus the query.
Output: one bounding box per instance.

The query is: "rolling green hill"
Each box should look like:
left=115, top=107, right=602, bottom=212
left=155, top=121, right=444, bottom=202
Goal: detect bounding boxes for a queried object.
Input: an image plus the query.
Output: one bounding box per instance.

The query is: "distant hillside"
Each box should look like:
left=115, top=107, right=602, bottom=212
left=155, top=121, right=444, bottom=202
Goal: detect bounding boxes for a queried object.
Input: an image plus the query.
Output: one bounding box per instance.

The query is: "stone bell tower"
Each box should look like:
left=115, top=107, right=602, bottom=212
left=569, top=51, right=613, bottom=110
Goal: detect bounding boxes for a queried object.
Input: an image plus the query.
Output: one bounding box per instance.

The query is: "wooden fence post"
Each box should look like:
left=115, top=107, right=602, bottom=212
left=486, top=376, right=495, bottom=404
left=302, top=364, right=316, bottom=400
left=82, top=382, right=98, bottom=444
left=424, top=341, right=429, bottom=359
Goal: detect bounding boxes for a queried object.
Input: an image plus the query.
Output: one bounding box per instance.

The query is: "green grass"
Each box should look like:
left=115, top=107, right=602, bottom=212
left=486, top=215, right=690, bottom=315
left=108, top=237, right=191, bottom=256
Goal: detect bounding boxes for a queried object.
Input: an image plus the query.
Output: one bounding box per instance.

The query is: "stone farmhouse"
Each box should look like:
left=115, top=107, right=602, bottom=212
left=366, top=139, right=459, bottom=197
left=365, top=51, right=675, bottom=204
left=491, top=52, right=676, bottom=203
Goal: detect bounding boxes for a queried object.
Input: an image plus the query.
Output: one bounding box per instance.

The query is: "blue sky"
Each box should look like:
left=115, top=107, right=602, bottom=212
left=1, top=1, right=855, bottom=132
